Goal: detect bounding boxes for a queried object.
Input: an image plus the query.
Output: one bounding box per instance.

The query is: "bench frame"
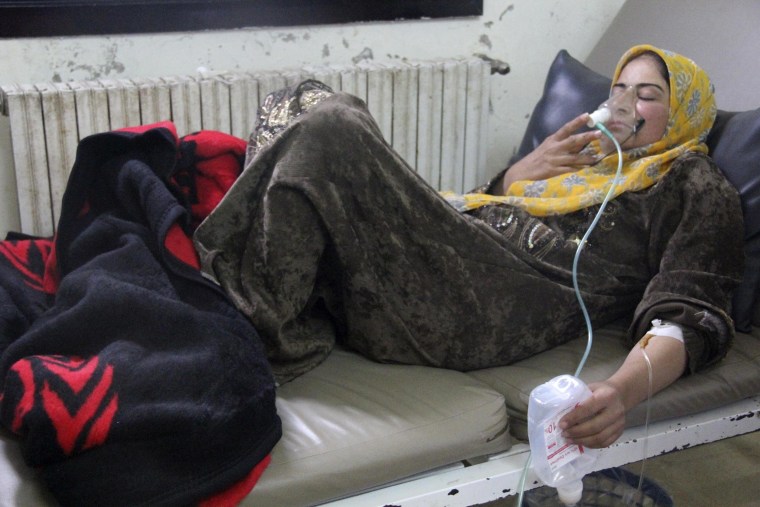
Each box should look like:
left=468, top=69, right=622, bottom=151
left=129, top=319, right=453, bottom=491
left=326, top=395, right=760, bottom=506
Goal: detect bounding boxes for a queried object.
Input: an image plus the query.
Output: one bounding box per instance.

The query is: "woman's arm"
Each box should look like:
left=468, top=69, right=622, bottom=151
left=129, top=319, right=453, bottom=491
left=558, top=334, right=687, bottom=448
left=497, top=114, right=601, bottom=194
left=558, top=156, right=743, bottom=449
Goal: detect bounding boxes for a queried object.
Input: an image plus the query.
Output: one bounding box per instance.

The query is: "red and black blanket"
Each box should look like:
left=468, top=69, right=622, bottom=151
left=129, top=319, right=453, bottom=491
left=0, top=122, right=281, bottom=506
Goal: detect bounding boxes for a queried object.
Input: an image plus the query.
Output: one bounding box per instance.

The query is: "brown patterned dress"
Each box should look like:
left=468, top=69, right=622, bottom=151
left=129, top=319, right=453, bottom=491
left=194, top=85, right=744, bottom=384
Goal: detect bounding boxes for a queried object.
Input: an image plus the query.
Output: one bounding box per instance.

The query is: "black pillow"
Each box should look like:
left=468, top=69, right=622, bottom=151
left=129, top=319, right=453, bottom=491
left=708, top=109, right=760, bottom=240
left=510, top=50, right=610, bottom=165
left=708, top=108, right=760, bottom=331
left=515, top=50, right=760, bottom=331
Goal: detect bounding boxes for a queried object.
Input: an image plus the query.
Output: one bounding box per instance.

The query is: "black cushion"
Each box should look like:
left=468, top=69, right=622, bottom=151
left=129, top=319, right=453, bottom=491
left=514, top=49, right=760, bottom=331
left=510, top=49, right=610, bottom=165
left=708, top=108, right=760, bottom=240
left=707, top=109, right=760, bottom=331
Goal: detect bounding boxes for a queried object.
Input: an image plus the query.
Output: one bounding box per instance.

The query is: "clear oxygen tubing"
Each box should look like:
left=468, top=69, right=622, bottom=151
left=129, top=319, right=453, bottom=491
left=572, top=85, right=642, bottom=378
left=515, top=120, right=624, bottom=507
left=570, top=121, right=621, bottom=378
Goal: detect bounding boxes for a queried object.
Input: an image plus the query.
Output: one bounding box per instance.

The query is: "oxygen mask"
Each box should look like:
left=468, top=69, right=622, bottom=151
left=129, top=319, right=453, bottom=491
left=586, top=85, right=643, bottom=151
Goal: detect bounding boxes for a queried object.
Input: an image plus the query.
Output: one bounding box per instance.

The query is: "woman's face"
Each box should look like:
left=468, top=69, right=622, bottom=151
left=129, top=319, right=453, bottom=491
left=602, top=55, right=670, bottom=151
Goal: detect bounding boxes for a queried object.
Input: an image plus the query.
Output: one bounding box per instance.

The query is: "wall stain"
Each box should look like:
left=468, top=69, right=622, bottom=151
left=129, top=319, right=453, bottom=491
left=59, top=43, right=125, bottom=80
left=499, top=4, right=514, bottom=21
left=322, top=44, right=330, bottom=58
left=479, top=34, right=492, bottom=49
left=351, top=47, right=374, bottom=64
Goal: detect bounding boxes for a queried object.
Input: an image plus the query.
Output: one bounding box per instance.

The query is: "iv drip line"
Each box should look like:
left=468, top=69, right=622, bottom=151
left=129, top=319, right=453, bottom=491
left=633, top=346, right=654, bottom=502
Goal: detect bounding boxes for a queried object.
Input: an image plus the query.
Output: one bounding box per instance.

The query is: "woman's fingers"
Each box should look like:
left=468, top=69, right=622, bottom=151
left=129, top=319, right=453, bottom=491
left=550, top=151, right=600, bottom=170
left=553, top=114, right=593, bottom=139
left=502, top=114, right=603, bottom=189
left=549, top=116, right=602, bottom=163
left=559, top=382, right=627, bottom=448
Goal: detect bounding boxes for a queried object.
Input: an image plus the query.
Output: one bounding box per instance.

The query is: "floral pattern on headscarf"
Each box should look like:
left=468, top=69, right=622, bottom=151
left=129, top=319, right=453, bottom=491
left=442, top=44, right=716, bottom=216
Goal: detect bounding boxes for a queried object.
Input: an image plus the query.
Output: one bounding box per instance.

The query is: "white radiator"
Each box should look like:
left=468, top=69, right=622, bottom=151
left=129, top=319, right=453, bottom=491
left=1, top=58, right=491, bottom=237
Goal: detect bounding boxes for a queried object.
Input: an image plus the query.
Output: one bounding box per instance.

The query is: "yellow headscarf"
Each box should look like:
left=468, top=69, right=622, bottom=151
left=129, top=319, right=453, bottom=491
left=443, top=45, right=716, bottom=216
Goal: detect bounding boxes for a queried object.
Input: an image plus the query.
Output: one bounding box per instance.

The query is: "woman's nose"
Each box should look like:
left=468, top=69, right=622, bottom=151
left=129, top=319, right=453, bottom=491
left=614, top=86, right=636, bottom=114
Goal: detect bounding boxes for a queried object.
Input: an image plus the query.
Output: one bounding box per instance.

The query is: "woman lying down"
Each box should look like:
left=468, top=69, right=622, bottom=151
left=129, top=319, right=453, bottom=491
left=193, top=45, right=744, bottom=449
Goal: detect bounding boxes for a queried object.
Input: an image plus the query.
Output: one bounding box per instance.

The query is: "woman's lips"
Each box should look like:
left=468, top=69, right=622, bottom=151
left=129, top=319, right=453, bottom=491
left=604, top=121, right=636, bottom=136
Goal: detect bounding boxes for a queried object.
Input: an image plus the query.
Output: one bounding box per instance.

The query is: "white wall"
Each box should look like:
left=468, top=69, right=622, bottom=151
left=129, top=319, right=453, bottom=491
left=0, top=0, right=625, bottom=237
left=585, top=0, right=760, bottom=112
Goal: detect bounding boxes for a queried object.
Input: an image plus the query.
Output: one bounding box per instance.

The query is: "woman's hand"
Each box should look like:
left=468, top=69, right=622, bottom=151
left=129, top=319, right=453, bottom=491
left=558, top=380, right=626, bottom=449
left=557, top=334, right=688, bottom=449
left=500, top=114, right=602, bottom=194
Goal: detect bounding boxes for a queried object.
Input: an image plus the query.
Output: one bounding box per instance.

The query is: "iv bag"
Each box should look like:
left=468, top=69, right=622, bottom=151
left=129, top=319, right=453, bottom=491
left=528, top=375, right=598, bottom=506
